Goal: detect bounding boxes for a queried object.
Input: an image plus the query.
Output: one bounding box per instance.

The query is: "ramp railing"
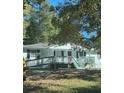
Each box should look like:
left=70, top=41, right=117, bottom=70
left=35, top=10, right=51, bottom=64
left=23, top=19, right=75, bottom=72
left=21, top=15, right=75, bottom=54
left=25, top=56, right=54, bottom=67
left=71, top=56, right=83, bottom=69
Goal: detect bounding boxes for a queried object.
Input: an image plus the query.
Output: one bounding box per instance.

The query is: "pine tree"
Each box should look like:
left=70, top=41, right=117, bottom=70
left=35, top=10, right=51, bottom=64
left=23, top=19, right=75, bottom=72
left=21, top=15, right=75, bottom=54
left=23, top=0, right=60, bottom=44
left=51, top=0, right=101, bottom=49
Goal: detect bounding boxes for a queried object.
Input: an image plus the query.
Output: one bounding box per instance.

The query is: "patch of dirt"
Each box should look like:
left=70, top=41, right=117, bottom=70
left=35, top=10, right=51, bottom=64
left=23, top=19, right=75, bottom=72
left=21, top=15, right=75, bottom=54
left=26, top=69, right=101, bottom=81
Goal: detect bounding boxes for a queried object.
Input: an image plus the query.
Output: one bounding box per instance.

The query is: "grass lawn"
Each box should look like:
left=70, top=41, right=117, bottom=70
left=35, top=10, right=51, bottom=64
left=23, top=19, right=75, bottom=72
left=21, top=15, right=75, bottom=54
left=24, top=69, right=101, bottom=93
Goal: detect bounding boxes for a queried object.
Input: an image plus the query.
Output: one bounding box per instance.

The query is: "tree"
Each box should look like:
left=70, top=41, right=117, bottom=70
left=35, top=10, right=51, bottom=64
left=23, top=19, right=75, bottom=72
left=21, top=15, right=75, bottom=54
left=39, top=0, right=60, bottom=43
left=23, top=0, right=60, bottom=44
left=23, top=0, right=32, bottom=30
left=51, top=0, right=101, bottom=49
left=23, top=17, right=44, bottom=44
left=23, top=0, right=101, bottom=52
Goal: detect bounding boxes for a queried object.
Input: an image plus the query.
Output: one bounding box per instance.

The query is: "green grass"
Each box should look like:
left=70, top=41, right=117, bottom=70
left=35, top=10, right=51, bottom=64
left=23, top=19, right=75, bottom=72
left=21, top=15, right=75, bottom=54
left=24, top=70, right=101, bottom=93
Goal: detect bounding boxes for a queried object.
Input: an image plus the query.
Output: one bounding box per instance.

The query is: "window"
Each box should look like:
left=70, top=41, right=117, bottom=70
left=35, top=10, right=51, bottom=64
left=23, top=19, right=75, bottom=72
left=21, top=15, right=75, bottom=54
left=68, top=51, right=72, bottom=56
left=27, top=49, right=30, bottom=59
left=79, top=51, right=86, bottom=56
left=54, top=50, right=55, bottom=56
left=37, top=50, right=40, bottom=59
left=84, top=51, right=86, bottom=56
left=76, top=51, right=79, bottom=58
left=27, top=54, right=30, bottom=59
left=37, top=50, right=40, bottom=53
left=61, top=51, right=64, bottom=57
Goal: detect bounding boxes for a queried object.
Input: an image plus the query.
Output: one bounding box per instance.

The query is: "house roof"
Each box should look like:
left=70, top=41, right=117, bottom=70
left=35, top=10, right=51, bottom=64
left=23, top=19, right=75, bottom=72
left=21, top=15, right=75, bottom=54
left=50, top=43, right=72, bottom=50
left=23, top=43, right=50, bottom=49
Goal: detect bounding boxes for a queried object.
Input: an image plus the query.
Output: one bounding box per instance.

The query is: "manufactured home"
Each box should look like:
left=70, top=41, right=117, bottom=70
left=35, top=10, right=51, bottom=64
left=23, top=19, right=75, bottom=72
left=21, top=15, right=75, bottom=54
left=23, top=43, right=101, bottom=69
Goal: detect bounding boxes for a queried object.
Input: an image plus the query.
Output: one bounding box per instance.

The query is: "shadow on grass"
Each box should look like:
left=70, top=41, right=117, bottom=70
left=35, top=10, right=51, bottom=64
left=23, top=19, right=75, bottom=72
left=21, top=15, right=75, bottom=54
left=24, top=83, right=101, bottom=93
left=26, top=69, right=101, bottom=81
left=71, top=86, right=101, bottom=93
left=23, top=84, right=64, bottom=93
left=24, top=69, right=101, bottom=93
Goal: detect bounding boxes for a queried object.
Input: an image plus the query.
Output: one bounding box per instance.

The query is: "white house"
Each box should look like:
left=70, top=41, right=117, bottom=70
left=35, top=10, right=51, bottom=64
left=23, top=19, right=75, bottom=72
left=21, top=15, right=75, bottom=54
left=23, top=43, right=101, bottom=69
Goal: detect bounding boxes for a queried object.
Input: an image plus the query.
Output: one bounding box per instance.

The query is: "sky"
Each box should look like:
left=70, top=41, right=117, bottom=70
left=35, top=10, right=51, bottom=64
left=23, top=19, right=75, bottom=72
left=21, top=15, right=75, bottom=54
left=48, top=0, right=65, bottom=6
left=48, top=0, right=80, bottom=6
left=81, top=31, right=97, bottom=39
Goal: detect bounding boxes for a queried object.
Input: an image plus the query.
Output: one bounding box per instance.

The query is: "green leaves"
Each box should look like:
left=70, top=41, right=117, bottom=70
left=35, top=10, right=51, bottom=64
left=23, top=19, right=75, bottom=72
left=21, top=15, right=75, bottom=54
left=23, top=0, right=101, bottom=51
left=50, top=0, right=101, bottom=50
left=23, top=0, right=60, bottom=45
